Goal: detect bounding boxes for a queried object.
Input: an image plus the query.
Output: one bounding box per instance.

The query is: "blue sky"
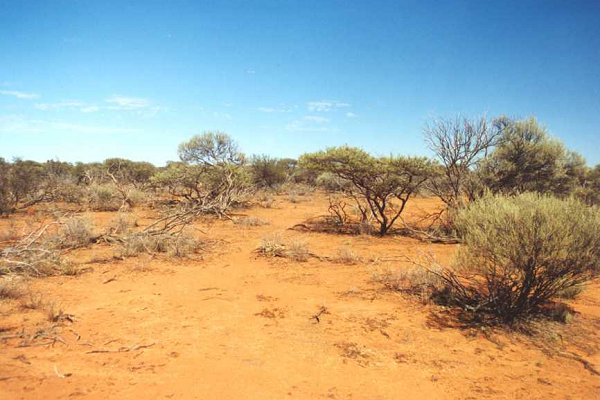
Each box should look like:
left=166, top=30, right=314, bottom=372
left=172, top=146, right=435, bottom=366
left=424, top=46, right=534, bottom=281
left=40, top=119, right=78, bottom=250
left=1, top=0, right=599, bottom=165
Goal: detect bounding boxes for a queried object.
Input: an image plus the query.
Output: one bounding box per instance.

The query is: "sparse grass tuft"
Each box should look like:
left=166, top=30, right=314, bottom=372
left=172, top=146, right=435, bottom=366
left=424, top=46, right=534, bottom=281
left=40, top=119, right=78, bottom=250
left=119, top=232, right=204, bottom=258
left=257, top=233, right=286, bottom=258
left=286, top=240, right=309, bottom=262
left=234, top=216, right=269, bottom=227
left=0, top=277, right=26, bottom=300
left=334, top=247, right=361, bottom=265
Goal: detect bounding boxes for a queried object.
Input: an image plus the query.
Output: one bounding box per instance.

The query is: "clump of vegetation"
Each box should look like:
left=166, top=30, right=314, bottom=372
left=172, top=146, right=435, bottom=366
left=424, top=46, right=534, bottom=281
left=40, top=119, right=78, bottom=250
left=233, top=216, right=269, bottom=227
left=52, top=216, right=94, bottom=249
left=257, top=233, right=286, bottom=258
left=108, top=212, right=137, bottom=235
left=88, top=184, right=122, bottom=211
left=400, top=194, right=600, bottom=324
left=286, top=240, right=310, bottom=262
left=119, top=232, right=204, bottom=258
left=256, top=234, right=311, bottom=262
left=372, top=265, right=445, bottom=304
left=300, top=146, right=435, bottom=236
left=334, top=246, right=362, bottom=265
left=0, top=276, right=26, bottom=300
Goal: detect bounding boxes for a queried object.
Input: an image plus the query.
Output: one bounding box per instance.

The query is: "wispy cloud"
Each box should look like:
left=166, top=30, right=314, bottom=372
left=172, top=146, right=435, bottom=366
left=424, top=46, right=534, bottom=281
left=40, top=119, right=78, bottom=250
left=105, top=96, right=150, bottom=110
left=304, top=115, right=330, bottom=123
left=35, top=100, right=99, bottom=113
left=0, top=115, right=138, bottom=135
left=346, top=112, right=357, bottom=118
left=0, top=90, right=40, bottom=100
left=257, top=105, right=293, bottom=113
left=307, top=100, right=350, bottom=112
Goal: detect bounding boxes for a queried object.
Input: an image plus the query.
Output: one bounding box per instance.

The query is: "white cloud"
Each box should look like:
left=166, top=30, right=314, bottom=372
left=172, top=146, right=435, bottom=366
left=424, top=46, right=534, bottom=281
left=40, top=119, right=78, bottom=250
left=0, top=90, right=40, bottom=100
left=105, top=96, right=151, bottom=110
left=35, top=100, right=97, bottom=113
left=0, top=115, right=138, bottom=135
left=346, top=112, right=357, bottom=118
left=307, top=100, right=350, bottom=112
left=257, top=106, right=292, bottom=113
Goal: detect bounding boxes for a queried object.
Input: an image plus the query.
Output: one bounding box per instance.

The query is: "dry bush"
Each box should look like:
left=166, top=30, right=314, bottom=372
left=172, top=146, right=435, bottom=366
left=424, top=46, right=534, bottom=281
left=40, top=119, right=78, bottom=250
left=119, top=232, right=203, bottom=258
left=88, top=184, right=122, bottom=211
left=0, top=222, right=78, bottom=277
left=286, top=240, right=309, bottom=262
left=372, top=265, right=446, bottom=304
left=233, top=216, right=269, bottom=227
left=52, top=216, right=94, bottom=249
left=256, top=192, right=275, bottom=208
left=257, top=233, right=286, bottom=258
left=108, top=212, right=137, bottom=235
left=334, top=246, right=362, bottom=265
left=0, top=277, right=25, bottom=300
left=256, top=234, right=311, bottom=262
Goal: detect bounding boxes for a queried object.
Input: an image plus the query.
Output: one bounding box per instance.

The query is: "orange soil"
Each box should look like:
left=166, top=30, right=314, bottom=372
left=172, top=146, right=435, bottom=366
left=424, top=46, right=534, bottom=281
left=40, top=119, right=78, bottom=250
left=1, top=194, right=599, bottom=399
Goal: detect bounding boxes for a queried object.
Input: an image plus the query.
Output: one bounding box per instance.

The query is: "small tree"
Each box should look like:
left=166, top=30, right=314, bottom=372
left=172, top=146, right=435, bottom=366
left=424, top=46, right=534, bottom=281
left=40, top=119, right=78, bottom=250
left=433, top=193, right=600, bottom=323
left=300, top=146, right=434, bottom=235
left=424, top=115, right=501, bottom=209
left=479, top=117, right=585, bottom=197
left=152, top=132, right=252, bottom=217
left=249, top=155, right=288, bottom=188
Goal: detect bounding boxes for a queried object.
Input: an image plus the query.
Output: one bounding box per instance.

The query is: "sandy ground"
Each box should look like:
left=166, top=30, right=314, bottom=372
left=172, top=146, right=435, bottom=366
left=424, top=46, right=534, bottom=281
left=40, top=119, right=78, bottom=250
left=1, top=193, right=599, bottom=399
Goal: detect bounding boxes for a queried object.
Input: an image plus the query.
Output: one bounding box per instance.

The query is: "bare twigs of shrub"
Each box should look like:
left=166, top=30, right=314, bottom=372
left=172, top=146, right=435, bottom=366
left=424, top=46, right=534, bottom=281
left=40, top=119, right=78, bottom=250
left=0, top=222, right=72, bottom=276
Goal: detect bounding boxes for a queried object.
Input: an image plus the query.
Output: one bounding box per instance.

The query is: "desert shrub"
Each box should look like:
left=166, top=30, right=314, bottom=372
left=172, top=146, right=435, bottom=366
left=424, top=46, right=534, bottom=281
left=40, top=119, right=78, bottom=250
left=334, top=247, right=361, bottom=265
left=88, top=184, right=121, bottom=211
left=119, top=232, right=203, bottom=258
left=433, top=193, right=600, bottom=323
left=0, top=277, right=25, bottom=300
left=257, top=233, right=286, bottom=258
left=249, top=155, right=288, bottom=188
left=233, top=216, right=269, bottom=227
left=53, top=216, right=94, bottom=249
left=286, top=240, right=310, bottom=262
left=108, top=212, right=136, bottom=235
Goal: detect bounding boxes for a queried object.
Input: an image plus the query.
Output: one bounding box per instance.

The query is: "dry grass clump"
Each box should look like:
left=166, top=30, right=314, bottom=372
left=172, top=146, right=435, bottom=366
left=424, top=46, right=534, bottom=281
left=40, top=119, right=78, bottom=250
left=334, top=246, right=362, bottom=265
left=52, top=216, right=94, bottom=249
left=88, top=184, right=122, bottom=211
left=255, top=192, right=275, bottom=208
left=256, top=234, right=311, bottom=262
left=119, top=232, right=204, bottom=258
left=372, top=265, right=446, bottom=304
left=257, top=233, right=286, bottom=258
left=286, top=240, right=309, bottom=262
left=233, top=216, right=269, bottom=227
left=0, top=277, right=26, bottom=300
left=108, top=212, right=137, bottom=235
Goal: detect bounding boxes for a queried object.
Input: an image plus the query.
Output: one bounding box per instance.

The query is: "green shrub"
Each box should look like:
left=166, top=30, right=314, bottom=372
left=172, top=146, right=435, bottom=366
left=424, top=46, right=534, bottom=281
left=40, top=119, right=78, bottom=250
left=439, top=193, right=600, bottom=323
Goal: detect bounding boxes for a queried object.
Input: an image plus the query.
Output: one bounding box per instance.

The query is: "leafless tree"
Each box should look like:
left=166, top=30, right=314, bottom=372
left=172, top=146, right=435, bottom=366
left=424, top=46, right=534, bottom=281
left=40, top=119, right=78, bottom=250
left=424, top=116, right=502, bottom=209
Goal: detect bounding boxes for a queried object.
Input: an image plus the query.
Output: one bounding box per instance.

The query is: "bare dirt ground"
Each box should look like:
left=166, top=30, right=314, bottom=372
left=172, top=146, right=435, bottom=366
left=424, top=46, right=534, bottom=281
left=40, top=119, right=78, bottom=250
left=1, top=193, right=599, bottom=399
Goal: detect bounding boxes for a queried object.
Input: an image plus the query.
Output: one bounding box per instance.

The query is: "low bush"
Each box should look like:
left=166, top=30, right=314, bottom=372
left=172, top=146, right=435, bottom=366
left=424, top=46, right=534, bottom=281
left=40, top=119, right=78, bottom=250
left=424, top=193, right=600, bottom=324
left=119, top=232, right=203, bottom=258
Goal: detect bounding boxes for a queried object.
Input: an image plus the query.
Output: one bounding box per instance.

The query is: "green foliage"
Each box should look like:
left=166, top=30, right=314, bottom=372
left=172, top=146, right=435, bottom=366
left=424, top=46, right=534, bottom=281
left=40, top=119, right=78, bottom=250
left=152, top=133, right=253, bottom=216
left=300, top=146, right=435, bottom=235
left=439, top=193, right=600, bottom=323
left=178, top=131, right=244, bottom=165
left=249, top=155, right=289, bottom=188
left=479, top=117, right=585, bottom=196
